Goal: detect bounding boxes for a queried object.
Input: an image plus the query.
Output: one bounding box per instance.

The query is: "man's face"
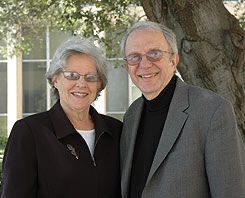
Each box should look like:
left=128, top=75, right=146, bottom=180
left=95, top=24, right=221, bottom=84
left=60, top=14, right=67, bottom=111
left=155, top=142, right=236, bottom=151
left=124, top=29, right=179, bottom=100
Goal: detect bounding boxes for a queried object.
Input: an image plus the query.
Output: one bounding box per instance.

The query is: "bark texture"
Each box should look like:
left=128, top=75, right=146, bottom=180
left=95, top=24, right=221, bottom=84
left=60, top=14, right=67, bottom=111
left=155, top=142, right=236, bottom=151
left=141, top=0, right=245, bottom=140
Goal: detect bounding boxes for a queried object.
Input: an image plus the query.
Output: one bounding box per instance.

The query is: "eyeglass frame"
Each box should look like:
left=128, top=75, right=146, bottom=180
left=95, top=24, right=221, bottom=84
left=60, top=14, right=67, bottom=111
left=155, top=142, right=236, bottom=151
left=123, top=49, right=174, bottom=66
left=61, top=70, right=100, bottom=82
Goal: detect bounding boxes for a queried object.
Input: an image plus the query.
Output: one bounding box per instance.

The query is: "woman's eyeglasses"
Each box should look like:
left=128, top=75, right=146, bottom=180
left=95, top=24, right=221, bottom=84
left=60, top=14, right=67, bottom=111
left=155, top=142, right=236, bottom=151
left=62, top=71, right=100, bottom=82
left=123, top=49, right=173, bottom=66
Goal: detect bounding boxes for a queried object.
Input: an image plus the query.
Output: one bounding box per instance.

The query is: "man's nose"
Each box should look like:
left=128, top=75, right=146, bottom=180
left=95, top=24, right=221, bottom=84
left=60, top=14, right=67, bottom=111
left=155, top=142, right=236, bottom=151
left=138, top=55, right=152, bottom=69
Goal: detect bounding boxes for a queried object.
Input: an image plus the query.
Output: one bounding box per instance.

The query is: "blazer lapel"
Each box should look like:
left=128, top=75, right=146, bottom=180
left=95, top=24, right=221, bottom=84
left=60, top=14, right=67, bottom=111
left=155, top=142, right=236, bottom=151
left=121, top=98, right=144, bottom=196
left=146, top=79, right=189, bottom=185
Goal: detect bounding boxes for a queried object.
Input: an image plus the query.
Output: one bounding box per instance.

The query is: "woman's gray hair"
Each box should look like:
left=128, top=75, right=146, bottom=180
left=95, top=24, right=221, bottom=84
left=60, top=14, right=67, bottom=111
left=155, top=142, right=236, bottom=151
left=46, top=36, right=108, bottom=99
left=120, top=21, right=178, bottom=56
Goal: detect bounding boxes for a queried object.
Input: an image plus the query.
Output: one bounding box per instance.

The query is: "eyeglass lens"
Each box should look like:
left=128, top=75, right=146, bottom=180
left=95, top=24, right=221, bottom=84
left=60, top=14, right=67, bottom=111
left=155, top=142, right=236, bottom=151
left=62, top=71, right=99, bottom=82
left=124, top=49, right=171, bottom=66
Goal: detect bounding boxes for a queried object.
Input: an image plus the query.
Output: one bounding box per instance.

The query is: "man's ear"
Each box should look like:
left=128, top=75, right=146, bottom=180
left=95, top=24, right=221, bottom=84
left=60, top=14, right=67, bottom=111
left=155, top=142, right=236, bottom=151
left=123, top=63, right=129, bottom=72
left=171, top=53, right=179, bottom=69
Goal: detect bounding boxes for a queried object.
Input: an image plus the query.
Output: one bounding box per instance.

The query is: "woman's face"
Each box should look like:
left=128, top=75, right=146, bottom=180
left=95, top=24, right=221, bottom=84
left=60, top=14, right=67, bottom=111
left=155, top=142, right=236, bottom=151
left=52, top=53, right=101, bottom=114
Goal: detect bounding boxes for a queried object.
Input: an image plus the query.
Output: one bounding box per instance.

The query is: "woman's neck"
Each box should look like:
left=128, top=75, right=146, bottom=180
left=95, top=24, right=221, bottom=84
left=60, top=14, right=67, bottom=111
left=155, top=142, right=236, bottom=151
left=63, top=106, right=95, bottom=130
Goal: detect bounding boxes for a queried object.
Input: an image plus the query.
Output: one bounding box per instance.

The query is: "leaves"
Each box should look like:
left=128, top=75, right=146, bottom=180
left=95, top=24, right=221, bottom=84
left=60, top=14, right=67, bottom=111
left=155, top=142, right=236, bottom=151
left=0, top=0, right=142, bottom=57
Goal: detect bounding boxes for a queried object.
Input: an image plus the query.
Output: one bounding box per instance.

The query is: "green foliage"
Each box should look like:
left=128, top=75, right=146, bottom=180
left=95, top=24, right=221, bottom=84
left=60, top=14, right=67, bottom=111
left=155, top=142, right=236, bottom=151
left=0, top=136, right=7, bottom=186
left=0, top=116, right=7, bottom=137
left=234, top=1, right=245, bottom=28
left=0, top=0, right=142, bottom=57
left=0, top=136, right=7, bottom=151
left=223, top=0, right=245, bottom=28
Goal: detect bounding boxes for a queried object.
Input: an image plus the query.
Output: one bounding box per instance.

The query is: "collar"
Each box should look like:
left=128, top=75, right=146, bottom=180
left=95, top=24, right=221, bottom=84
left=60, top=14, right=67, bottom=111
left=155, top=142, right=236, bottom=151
left=143, top=75, right=177, bottom=112
left=48, top=100, right=113, bottom=140
left=89, top=105, right=114, bottom=140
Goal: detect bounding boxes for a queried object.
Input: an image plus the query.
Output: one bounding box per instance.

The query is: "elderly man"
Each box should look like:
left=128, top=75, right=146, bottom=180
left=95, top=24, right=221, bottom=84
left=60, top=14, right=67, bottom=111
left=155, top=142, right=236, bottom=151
left=120, top=21, right=245, bottom=198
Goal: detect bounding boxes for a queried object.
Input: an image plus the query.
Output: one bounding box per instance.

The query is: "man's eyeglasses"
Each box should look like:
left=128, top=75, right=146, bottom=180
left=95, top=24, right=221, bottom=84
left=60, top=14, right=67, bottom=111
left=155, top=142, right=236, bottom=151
left=123, top=49, right=173, bottom=66
left=62, top=71, right=100, bottom=82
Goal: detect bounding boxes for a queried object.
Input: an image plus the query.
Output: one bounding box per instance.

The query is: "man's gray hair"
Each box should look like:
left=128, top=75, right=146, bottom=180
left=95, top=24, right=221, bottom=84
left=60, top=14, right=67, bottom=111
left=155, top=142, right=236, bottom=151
left=121, top=21, right=178, bottom=56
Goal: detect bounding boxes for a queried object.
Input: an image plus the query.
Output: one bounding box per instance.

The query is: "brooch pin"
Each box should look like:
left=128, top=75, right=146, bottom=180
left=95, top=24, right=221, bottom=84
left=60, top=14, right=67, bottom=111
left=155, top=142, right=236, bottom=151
left=67, top=144, right=79, bottom=159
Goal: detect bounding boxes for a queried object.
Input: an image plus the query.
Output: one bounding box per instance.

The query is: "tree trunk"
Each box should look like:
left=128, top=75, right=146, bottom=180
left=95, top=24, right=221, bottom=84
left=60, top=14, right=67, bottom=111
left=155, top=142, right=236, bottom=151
left=140, top=0, right=245, bottom=141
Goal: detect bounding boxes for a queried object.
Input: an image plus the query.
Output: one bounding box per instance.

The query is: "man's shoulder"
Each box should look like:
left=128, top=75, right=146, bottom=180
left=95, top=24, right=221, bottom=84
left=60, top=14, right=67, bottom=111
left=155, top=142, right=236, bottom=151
left=124, top=97, right=144, bottom=118
left=177, top=81, right=234, bottom=115
left=98, top=113, right=123, bottom=126
left=177, top=79, right=230, bottom=104
left=188, top=84, right=230, bottom=104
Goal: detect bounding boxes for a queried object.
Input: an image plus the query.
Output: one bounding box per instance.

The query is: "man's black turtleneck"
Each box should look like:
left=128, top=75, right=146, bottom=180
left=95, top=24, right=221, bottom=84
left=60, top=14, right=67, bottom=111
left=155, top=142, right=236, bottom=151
left=129, top=75, right=177, bottom=198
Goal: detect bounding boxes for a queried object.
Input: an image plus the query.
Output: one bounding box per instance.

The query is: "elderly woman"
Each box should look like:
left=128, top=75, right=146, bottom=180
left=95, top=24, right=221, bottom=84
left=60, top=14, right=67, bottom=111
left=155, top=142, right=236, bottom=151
left=1, top=37, right=122, bottom=198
